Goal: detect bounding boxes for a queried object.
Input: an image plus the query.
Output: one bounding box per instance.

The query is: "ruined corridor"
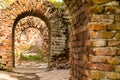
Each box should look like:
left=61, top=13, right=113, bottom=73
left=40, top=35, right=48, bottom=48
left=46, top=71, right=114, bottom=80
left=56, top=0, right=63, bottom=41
left=0, top=0, right=120, bottom=80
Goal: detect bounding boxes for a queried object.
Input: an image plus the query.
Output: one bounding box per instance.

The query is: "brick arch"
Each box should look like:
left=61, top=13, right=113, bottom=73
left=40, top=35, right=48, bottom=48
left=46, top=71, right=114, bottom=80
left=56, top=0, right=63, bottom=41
left=12, top=9, right=50, bottom=29
left=15, top=16, right=48, bottom=35
left=14, top=16, right=48, bottom=66
left=0, top=0, right=65, bottom=69
left=10, top=1, right=54, bottom=67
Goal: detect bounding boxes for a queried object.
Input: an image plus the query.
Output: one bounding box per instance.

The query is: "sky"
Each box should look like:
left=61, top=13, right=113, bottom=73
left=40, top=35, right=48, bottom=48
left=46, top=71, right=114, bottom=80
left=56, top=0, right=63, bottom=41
left=56, top=0, right=63, bottom=2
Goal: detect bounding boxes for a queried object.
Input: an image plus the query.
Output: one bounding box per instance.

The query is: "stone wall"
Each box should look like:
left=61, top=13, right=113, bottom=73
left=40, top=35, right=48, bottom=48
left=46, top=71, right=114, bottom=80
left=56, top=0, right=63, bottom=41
left=88, top=0, right=120, bottom=80
left=64, top=0, right=120, bottom=80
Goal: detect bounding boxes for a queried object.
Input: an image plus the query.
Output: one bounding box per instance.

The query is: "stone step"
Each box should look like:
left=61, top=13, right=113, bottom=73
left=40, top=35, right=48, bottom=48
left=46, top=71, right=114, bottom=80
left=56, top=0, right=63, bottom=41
left=12, top=68, right=47, bottom=73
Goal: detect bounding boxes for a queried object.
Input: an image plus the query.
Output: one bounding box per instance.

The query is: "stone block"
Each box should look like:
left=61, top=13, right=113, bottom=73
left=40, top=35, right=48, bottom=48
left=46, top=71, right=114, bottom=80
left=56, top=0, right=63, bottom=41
left=89, top=5, right=104, bottom=14
left=93, top=47, right=117, bottom=55
left=115, top=15, right=120, bottom=22
left=90, top=31, right=115, bottom=39
left=105, top=6, right=120, bottom=14
left=114, top=32, right=120, bottom=40
left=92, top=0, right=115, bottom=4
left=108, top=40, right=120, bottom=46
left=108, top=23, right=120, bottom=30
left=89, top=55, right=108, bottom=63
left=115, top=65, right=120, bottom=72
left=88, top=23, right=106, bottom=31
left=105, top=1, right=120, bottom=6
left=87, top=63, right=115, bottom=71
left=91, top=39, right=106, bottom=47
left=91, top=14, right=114, bottom=23
left=106, top=72, right=120, bottom=79
left=90, top=70, right=104, bottom=79
left=117, top=48, right=120, bottom=55
left=107, top=56, right=120, bottom=64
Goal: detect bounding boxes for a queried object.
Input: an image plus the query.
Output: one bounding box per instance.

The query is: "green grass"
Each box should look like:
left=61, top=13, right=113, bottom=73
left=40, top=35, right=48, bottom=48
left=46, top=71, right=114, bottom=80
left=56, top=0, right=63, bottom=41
left=21, top=49, right=46, bottom=61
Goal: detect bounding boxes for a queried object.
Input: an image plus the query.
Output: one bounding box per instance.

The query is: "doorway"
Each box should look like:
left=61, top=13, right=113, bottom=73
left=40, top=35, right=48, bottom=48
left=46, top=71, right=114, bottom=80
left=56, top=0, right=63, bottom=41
left=13, top=16, right=49, bottom=70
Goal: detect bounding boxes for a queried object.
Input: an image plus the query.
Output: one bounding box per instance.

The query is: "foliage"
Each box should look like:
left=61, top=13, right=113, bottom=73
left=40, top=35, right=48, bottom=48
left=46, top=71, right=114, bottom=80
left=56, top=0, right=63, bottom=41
left=48, top=0, right=64, bottom=9
left=21, top=49, right=45, bottom=61
left=37, top=49, right=43, bottom=55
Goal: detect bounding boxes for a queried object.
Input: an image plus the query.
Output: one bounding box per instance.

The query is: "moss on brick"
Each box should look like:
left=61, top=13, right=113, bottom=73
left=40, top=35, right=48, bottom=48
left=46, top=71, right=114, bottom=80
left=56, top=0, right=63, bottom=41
left=114, top=33, right=120, bottom=40
left=108, top=23, right=120, bottom=30
left=106, top=72, right=120, bottom=79
left=89, top=5, right=104, bottom=14
left=90, top=71, right=104, bottom=79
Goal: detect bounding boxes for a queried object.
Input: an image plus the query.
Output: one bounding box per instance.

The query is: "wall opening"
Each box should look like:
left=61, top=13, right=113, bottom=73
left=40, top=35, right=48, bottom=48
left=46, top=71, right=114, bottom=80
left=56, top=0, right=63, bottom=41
left=12, top=13, right=51, bottom=69
left=14, top=16, right=49, bottom=69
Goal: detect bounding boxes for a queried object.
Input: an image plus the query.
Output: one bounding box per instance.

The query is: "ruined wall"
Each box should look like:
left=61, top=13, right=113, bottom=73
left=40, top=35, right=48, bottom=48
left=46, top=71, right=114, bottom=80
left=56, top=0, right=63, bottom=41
left=64, top=0, right=120, bottom=80
left=65, top=0, right=90, bottom=79
left=0, top=0, right=70, bottom=70
left=88, top=0, right=120, bottom=80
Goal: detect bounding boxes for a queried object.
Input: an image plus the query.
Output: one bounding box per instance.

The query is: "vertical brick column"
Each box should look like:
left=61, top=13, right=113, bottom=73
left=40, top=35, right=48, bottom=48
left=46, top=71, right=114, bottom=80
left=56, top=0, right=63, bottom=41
left=88, top=0, right=120, bottom=79
left=65, top=0, right=90, bottom=80
left=0, top=9, right=13, bottom=70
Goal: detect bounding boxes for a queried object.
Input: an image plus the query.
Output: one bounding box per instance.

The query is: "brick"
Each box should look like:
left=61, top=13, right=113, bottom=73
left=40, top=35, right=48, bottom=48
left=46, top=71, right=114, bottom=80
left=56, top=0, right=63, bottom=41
left=90, top=31, right=115, bottom=39
left=93, top=47, right=117, bottom=56
left=105, top=6, right=120, bottom=14
left=108, top=40, right=120, bottom=46
left=92, top=0, right=115, bottom=4
left=89, top=55, right=108, bottom=63
left=107, top=56, right=120, bottom=64
left=88, top=23, right=106, bottom=31
left=90, top=70, right=104, bottom=79
left=114, top=32, right=120, bottom=40
left=108, top=23, right=120, bottom=30
left=87, top=63, right=115, bottom=71
left=91, top=39, right=106, bottom=47
left=115, top=15, right=120, bottom=22
left=89, top=5, right=104, bottom=14
left=105, top=1, right=120, bottom=6
left=91, top=14, right=114, bottom=23
left=117, top=48, right=120, bottom=55
left=79, top=67, right=89, bottom=77
left=115, top=65, right=120, bottom=72
left=106, top=72, right=120, bottom=79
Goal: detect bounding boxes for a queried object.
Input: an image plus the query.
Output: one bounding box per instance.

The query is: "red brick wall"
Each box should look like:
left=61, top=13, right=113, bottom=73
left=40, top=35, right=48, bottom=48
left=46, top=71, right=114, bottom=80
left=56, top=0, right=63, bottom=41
left=64, top=0, right=120, bottom=80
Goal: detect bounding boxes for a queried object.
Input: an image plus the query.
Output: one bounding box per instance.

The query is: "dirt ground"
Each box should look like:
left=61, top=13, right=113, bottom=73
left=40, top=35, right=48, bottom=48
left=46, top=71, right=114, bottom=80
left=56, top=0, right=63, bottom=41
left=0, top=69, right=70, bottom=80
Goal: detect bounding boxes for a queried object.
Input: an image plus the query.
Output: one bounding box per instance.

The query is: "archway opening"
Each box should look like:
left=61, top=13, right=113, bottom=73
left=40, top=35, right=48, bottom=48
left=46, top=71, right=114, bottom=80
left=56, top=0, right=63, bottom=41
left=13, top=16, right=49, bottom=69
